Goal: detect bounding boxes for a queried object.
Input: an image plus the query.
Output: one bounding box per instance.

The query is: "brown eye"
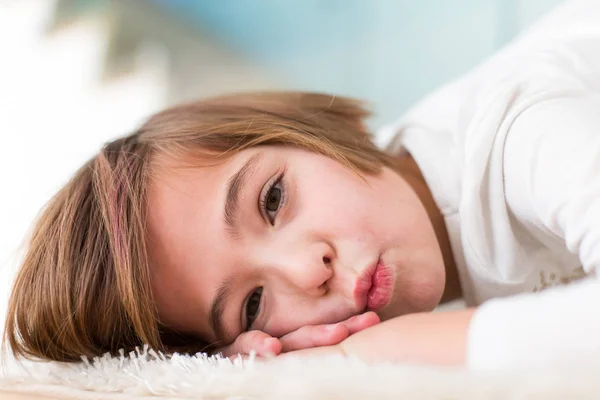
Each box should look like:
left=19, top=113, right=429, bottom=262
left=266, top=187, right=281, bottom=212
left=261, top=174, right=284, bottom=225
left=245, top=287, right=263, bottom=330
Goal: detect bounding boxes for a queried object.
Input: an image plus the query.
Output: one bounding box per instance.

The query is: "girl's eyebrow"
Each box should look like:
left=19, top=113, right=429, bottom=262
left=223, top=152, right=263, bottom=239
left=209, top=275, right=235, bottom=342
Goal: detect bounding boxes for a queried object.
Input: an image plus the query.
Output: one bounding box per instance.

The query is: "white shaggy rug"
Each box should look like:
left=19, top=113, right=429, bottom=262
left=1, top=346, right=599, bottom=399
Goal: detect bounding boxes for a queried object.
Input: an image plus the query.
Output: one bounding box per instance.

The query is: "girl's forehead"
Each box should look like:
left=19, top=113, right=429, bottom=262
left=150, top=146, right=272, bottom=178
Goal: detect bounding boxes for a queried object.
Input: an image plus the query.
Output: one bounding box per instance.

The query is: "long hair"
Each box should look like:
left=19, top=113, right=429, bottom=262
left=4, top=92, right=396, bottom=362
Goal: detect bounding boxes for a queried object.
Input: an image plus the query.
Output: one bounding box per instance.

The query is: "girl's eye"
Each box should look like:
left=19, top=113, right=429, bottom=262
left=244, top=287, right=263, bottom=330
left=266, top=188, right=281, bottom=212
left=261, top=174, right=284, bottom=224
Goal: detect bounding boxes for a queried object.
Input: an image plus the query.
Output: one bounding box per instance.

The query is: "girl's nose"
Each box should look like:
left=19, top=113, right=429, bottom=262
left=273, top=242, right=334, bottom=296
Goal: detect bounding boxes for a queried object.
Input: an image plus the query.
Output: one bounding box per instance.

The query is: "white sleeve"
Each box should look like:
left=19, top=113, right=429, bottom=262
left=466, top=93, right=600, bottom=370
left=467, top=278, right=600, bottom=370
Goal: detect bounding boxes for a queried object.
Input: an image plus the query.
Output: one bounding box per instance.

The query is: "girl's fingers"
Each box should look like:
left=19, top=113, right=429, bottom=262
left=279, top=312, right=380, bottom=353
left=342, top=311, right=381, bottom=335
left=218, top=330, right=282, bottom=357
left=220, top=311, right=381, bottom=356
left=280, top=322, right=349, bottom=352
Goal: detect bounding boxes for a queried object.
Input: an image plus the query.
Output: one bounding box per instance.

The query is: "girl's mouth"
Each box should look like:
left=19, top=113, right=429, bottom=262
left=353, top=259, right=394, bottom=312
left=367, top=262, right=394, bottom=311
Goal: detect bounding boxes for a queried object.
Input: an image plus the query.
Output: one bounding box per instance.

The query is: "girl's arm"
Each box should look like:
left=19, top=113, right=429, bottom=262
left=286, top=279, right=600, bottom=369
left=339, top=308, right=475, bottom=365
left=281, top=309, right=475, bottom=365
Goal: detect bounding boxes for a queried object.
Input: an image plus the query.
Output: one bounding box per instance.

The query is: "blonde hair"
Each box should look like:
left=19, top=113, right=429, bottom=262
left=4, top=92, right=396, bottom=362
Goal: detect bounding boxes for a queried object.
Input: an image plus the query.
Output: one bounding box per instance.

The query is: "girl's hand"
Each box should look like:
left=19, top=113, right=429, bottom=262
left=217, top=311, right=380, bottom=359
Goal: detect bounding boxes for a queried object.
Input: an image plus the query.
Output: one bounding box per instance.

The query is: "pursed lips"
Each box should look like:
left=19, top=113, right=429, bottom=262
left=353, top=258, right=379, bottom=311
left=352, top=258, right=394, bottom=312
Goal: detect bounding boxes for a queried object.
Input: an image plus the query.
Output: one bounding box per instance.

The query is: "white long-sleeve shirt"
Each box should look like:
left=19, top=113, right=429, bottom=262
left=378, top=0, right=600, bottom=370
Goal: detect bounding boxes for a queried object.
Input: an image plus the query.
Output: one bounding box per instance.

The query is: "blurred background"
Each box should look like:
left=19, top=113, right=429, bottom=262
left=0, top=0, right=564, bottom=331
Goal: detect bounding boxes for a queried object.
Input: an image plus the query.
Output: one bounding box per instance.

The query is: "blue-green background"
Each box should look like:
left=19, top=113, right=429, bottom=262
left=153, top=0, right=563, bottom=126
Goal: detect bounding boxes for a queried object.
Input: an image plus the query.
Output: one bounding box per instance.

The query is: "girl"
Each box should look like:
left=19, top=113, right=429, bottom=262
left=5, top=0, right=600, bottom=370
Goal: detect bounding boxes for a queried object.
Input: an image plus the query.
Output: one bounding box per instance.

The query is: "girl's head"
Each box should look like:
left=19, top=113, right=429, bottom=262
left=4, top=92, right=445, bottom=362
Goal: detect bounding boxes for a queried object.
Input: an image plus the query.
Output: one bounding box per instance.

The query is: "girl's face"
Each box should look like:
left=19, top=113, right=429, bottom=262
left=147, top=146, right=445, bottom=346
